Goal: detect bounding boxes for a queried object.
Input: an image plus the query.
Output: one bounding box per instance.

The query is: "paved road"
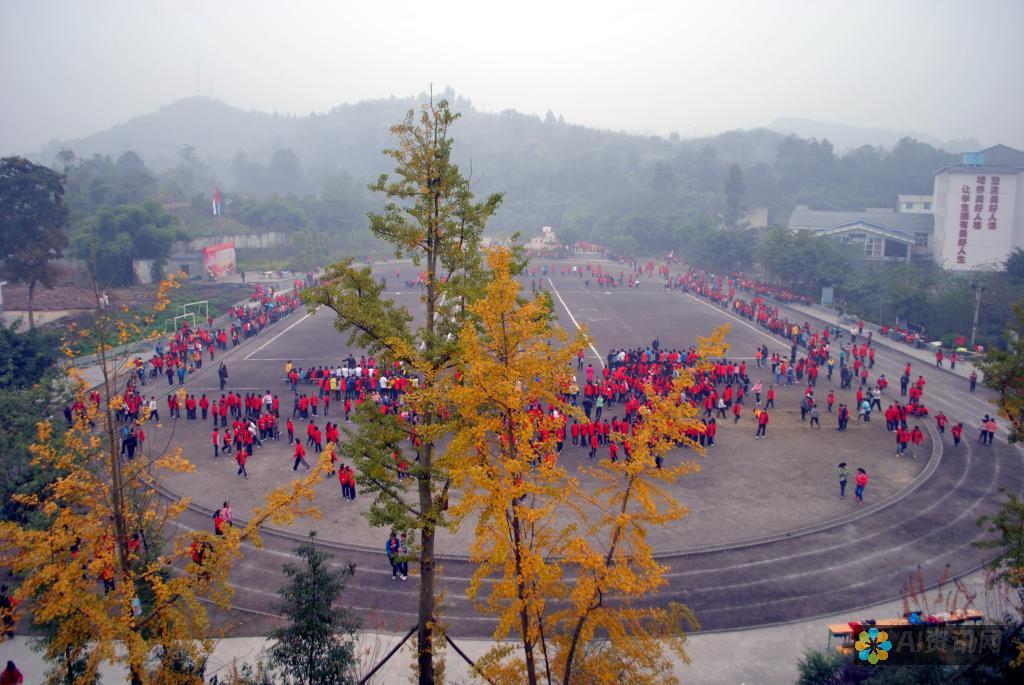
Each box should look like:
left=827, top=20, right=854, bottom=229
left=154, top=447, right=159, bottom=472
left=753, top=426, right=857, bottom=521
left=152, top=259, right=1023, bottom=637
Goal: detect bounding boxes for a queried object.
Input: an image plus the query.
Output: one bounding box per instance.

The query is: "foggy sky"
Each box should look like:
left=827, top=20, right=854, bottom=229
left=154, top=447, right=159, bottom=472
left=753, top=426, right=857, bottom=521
left=2, top=0, right=1022, bottom=156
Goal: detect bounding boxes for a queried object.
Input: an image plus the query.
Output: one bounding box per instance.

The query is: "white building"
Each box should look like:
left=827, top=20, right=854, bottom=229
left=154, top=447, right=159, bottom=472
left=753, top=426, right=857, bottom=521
left=526, top=226, right=558, bottom=251
left=897, top=194, right=934, bottom=214
left=932, top=144, right=1024, bottom=271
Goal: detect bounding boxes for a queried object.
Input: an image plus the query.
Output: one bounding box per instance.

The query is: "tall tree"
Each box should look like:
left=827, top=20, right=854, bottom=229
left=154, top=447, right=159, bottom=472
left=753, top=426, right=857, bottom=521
left=290, top=229, right=331, bottom=272
left=0, top=157, right=70, bottom=329
left=304, top=97, right=502, bottom=685
left=975, top=300, right=1024, bottom=443
left=723, top=162, right=745, bottom=227
left=54, top=147, right=77, bottom=176
left=448, top=248, right=584, bottom=685
left=267, top=533, right=359, bottom=685
left=267, top=148, right=308, bottom=196
left=71, top=201, right=186, bottom=286
left=1006, top=248, right=1024, bottom=286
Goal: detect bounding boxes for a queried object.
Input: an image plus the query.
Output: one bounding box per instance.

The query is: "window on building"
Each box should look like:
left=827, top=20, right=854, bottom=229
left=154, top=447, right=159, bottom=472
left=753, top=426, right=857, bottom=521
left=914, top=233, right=929, bottom=247
left=904, top=202, right=914, bottom=210
left=864, top=236, right=882, bottom=257
left=923, top=202, right=932, bottom=210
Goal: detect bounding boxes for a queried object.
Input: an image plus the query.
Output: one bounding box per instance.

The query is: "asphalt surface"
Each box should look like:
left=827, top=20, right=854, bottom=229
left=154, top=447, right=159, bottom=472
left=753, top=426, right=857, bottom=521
left=140, top=259, right=1023, bottom=637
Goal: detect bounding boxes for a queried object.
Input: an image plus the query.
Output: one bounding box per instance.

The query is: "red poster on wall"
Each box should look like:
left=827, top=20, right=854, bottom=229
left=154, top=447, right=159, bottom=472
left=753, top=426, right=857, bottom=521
left=202, top=242, right=236, bottom=280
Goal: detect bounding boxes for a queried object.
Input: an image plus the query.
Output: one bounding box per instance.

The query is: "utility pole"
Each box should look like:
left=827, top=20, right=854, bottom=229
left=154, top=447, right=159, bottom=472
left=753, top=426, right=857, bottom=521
left=970, top=282, right=986, bottom=349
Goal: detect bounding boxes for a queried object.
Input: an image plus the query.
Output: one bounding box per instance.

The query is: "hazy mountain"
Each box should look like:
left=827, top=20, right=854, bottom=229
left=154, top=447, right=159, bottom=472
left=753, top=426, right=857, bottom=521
left=766, top=117, right=982, bottom=154
left=35, top=93, right=961, bottom=237
left=37, top=94, right=795, bottom=181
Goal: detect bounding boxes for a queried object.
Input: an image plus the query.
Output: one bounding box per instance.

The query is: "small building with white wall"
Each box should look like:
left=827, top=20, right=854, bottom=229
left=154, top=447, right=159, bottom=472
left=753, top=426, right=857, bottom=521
left=897, top=194, right=934, bottom=214
left=787, top=206, right=934, bottom=263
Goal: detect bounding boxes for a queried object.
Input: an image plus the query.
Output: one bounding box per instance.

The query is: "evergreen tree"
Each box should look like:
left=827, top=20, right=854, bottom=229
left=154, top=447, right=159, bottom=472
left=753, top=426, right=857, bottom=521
left=267, top=533, right=359, bottom=685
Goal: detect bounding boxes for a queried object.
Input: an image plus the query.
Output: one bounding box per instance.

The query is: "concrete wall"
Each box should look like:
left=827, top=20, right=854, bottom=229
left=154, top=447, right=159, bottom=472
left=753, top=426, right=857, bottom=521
left=132, top=259, right=156, bottom=285
left=185, top=232, right=287, bottom=251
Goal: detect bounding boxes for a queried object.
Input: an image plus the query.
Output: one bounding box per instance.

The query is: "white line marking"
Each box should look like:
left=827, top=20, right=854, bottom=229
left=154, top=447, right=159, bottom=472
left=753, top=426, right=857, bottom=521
left=548, top=278, right=605, bottom=368
left=244, top=312, right=313, bottom=360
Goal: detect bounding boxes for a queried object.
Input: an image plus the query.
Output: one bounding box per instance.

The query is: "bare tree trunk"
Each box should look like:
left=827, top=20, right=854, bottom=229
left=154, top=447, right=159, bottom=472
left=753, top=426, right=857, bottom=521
left=415, top=192, right=441, bottom=685
left=561, top=477, right=635, bottom=685
left=417, top=479, right=436, bottom=685
left=511, top=509, right=538, bottom=685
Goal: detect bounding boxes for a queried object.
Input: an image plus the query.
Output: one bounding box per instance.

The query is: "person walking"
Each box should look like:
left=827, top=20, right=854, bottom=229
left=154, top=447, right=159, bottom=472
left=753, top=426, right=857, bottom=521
left=397, top=532, right=410, bottom=580
left=837, top=462, right=848, bottom=498
left=854, top=468, right=868, bottom=504
left=386, top=532, right=401, bottom=580
left=293, top=441, right=311, bottom=471
left=809, top=405, right=821, bottom=429
left=910, top=425, right=925, bottom=457
left=951, top=422, right=963, bottom=446
left=755, top=409, right=769, bottom=439
left=236, top=450, right=248, bottom=479
left=0, top=661, right=24, bottom=685
left=221, top=501, right=233, bottom=526
left=339, top=466, right=351, bottom=500
left=218, top=362, right=229, bottom=390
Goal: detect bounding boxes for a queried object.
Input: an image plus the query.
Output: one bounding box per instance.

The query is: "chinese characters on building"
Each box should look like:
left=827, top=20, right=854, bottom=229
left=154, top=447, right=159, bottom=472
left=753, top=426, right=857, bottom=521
left=989, top=176, right=999, bottom=230
left=958, top=183, right=970, bottom=264
left=957, top=175, right=1000, bottom=265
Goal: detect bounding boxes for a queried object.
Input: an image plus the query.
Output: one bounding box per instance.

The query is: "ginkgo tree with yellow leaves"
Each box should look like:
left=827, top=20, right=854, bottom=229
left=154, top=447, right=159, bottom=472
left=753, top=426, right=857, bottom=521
left=448, top=248, right=730, bottom=685
left=0, top=276, right=332, bottom=685
left=304, top=95, right=503, bottom=685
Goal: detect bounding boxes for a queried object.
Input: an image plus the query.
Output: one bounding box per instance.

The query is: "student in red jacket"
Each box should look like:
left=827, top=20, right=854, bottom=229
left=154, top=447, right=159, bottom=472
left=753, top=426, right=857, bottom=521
left=951, top=422, right=963, bottom=446
left=910, top=425, right=925, bottom=457
left=755, top=409, right=769, bottom=438
left=854, top=468, right=868, bottom=504
left=293, top=442, right=311, bottom=471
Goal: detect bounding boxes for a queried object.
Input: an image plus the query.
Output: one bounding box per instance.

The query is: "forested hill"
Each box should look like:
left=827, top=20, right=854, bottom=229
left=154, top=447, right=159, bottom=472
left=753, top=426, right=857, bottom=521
left=37, top=90, right=960, bottom=243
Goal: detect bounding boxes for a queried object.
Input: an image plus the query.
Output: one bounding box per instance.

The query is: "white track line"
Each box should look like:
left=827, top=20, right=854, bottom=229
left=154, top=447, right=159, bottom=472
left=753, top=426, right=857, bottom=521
left=244, top=312, right=313, bottom=360
left=547, top=278, right=605, bottom=368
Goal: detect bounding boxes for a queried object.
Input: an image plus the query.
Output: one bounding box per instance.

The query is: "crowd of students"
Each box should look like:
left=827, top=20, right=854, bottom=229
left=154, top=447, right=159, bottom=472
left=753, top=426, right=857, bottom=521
left=58, top=259, right=1005, bottom=588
